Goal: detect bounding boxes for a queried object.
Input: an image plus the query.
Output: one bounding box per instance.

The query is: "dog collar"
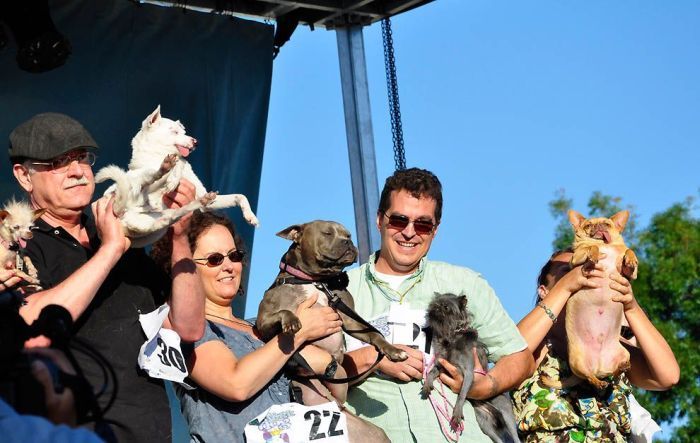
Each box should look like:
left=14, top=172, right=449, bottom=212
left=279, top=261, right=315, bottom=281
left=276, top=262, right=350, bottom=292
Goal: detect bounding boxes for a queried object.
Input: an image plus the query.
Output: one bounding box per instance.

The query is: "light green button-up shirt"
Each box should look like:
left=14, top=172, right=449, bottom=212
left=345, top=253, right=526, bottom=442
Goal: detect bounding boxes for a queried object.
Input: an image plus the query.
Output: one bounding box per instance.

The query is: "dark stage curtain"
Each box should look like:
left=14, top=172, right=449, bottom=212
left=0, top=0, right=274, bottom=315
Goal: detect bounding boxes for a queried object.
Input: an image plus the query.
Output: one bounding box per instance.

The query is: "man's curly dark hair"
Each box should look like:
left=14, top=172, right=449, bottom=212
left=150, top=210, right=246, bottom=277
left=378, top=168, right=443, bottom=223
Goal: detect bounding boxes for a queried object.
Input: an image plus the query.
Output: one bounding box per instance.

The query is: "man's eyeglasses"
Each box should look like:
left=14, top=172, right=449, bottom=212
left=382, top=212, right=437, bottom=235
left=31, top=151, right=96, bottom=174
left=193, top=249, right=245, bottom=267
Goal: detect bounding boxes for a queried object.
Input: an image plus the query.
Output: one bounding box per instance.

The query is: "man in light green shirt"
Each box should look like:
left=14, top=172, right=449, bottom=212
left=342, top=168, right=534, bottom=442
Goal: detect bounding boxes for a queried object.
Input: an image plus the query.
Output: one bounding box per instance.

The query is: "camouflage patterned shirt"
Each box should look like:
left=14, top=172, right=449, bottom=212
left=511, top=349, right=631, bottom=443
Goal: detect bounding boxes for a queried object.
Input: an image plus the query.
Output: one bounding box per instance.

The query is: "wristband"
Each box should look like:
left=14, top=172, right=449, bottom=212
left=473, top=369, right=488, bottom=376
left=537, top=301, right=557, bottom=323
left=324, top=359, right=338, bottom=379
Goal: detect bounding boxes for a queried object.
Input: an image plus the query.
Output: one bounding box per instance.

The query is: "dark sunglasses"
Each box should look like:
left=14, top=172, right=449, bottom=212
left=31, top=151, right=97, bottom=174
left=382, top=212, right=436, bottom=235
left=193, top=249, right=245, bottom=267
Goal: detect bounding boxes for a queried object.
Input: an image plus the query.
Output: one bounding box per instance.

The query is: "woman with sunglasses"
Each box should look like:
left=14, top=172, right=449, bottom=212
left=151, top=211, right=342, bottom=443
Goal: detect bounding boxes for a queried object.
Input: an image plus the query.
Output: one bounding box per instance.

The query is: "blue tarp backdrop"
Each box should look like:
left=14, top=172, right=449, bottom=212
left=0, top=0, right=274, bottom=316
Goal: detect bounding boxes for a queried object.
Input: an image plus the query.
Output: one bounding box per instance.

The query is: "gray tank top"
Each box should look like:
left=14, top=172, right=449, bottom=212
left=175, top=320, right=291, bottom=442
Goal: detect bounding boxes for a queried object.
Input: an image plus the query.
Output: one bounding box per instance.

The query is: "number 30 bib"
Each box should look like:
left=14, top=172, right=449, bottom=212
left=137, top=304, right=189, bottom=383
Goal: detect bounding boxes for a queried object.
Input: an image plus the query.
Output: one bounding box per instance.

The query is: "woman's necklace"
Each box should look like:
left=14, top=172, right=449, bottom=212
left=205, top=312, right=253, bottom=328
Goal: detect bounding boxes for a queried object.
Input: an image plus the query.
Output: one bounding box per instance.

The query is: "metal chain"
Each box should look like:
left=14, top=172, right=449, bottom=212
left=381, top=18, right=406, bottom=171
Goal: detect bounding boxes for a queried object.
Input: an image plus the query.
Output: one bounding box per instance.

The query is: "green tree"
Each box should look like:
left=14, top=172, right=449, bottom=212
left=549, top=192, right=699, bottom=442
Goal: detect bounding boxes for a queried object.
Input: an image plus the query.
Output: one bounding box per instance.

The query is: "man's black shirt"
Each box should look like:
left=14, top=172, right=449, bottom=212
left=24, top=214, right=172, bottom=443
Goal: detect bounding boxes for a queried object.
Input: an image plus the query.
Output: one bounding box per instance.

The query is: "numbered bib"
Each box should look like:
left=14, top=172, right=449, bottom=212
left=345, top=304, right=430, bottom=355
left=137, top=304, right=189, bottom=383
left=244, top=402, right=348, bottom=443
left=387, top=303, right=430, bottom=354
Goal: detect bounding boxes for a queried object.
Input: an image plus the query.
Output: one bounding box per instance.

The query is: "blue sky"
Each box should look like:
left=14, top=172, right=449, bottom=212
left=245, top=0, right=699, bottom=324
left=174, top=1, right=699, bottom=439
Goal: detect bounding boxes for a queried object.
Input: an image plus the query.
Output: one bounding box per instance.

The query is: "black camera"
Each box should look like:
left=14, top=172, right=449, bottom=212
left=0, top=292, right=72, bottom=415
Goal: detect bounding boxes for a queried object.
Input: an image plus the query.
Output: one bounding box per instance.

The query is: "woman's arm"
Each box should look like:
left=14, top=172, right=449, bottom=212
left=161, top=179, right=205, bottom=342
left=609, top=273, right=680, bottom=390
left=517, top=263, right=605, bottom=353
left=188, top=294, right=342, bottom=402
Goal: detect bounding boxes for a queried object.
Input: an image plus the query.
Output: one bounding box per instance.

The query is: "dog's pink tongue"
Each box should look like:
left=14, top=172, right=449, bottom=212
left=19, top=238, right=27, bottom=249
left=177, top=145, right=191, bottom=157
left=602, top=231, right=611, bottom=243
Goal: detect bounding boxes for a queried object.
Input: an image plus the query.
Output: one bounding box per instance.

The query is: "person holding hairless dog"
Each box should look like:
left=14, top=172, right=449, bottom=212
left=512, top=250, right=679, bottom=442
left=341, top=168, right=534, bottom=442
left=8, top=112, right=205, bottom=442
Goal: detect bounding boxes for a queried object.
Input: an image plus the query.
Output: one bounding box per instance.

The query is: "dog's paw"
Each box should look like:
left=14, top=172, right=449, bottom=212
left=614, top=358, right=632, bottom=376
left=281, top=317, right=302, bottom=335
left=383, top=346, right=408, bottom=362
left=244, top=212, right=260, bottom=227
left=587, top=376, right=609, bottom=390
left=621, top=249, right=638, bottom=280
left=29, top=268, right=38, bottom=279
left=450, top=414, right=464, bottom=431
left=200, top=192, right=217, bottom=207
left=420, top=384, right=433, bottom=398
left=587, top=245, right=600, bottom=263
left=160, top=154, right=178, bottom=172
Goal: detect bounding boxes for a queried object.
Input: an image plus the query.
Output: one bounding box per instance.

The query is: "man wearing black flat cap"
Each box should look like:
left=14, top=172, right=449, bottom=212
left=9, top=112, right=206, bottom=442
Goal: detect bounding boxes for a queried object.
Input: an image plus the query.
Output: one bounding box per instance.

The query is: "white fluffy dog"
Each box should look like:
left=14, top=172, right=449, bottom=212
left=95, top=106, right=259, bottom=248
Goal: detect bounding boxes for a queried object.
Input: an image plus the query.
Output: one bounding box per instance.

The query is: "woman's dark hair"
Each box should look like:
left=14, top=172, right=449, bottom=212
left=534, top=248, right=573, bottom=304
left=378, top=168, right=443, bottom=223
left=151, top=210, right=246, bottom=276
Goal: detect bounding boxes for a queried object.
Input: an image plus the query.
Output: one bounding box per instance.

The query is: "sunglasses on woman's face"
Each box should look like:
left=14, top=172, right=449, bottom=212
left=194, top=249, right=245, bottom=267
left=382, top=212, right=436, bottom=235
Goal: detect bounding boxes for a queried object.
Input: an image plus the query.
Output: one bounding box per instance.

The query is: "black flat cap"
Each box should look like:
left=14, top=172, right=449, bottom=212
left=9, top=113, right=98, bottom=161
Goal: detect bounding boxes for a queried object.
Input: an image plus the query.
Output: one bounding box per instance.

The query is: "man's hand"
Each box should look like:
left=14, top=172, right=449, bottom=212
left=377, top=344, right=424, bottom=382
left=163, top=179, right=197, bottom=238
left=439, top=347, right=483, bottom=395
left=92, top=196, right=130, bottom=254
left=26, top=348, right=78, bottom=426
left=0, top=267, right=31, bottom=292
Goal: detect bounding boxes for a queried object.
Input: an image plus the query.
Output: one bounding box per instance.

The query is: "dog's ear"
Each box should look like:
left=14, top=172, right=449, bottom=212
left=568, top=210, right=586, bottom=229
left=458, top=295, right=468, bottom=310
left=32, top=208, right=47, bottom=221
left=143, top=105, right=162, bottom=129
left=610, top=210, right=630, bottom=232
left=0, top=210, right=8, bottom=221
left=276, top=224, right=303, bottom=243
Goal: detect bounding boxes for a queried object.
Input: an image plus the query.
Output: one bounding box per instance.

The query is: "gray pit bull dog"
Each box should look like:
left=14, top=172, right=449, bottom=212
left=256, top=220, right=407, bottom=363
left=256, top=220, right=407, bottom=442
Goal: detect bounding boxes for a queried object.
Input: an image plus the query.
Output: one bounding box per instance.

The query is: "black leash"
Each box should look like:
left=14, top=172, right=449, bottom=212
left=295, top=281, right=385, bottom=384
left=271, top=270, right=388, bottom=384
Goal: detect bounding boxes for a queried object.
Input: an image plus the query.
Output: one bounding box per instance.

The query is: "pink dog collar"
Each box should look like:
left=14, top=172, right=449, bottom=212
left=279, top=261, right=315, bottom=281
